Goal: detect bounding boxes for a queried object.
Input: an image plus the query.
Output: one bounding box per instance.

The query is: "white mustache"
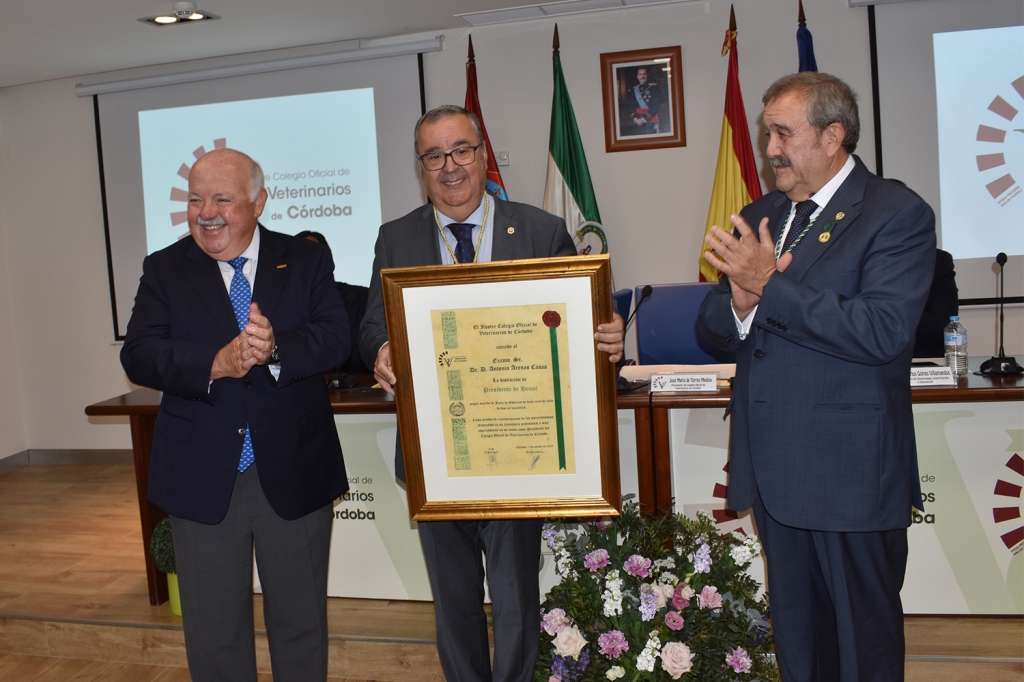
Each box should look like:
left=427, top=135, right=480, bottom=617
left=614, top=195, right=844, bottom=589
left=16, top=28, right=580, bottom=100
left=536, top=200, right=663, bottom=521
left=196, top=216, right=227, bottom=228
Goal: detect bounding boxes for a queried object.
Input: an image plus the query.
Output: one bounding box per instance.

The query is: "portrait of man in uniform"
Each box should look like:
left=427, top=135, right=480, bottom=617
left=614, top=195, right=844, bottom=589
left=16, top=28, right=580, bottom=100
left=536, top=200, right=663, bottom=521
left=616, top=63, right=672, bottom=138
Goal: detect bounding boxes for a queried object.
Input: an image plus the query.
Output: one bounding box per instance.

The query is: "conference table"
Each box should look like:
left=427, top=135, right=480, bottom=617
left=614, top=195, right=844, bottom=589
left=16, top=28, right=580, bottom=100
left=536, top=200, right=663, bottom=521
left=86, top=364, right=1023, bottom=606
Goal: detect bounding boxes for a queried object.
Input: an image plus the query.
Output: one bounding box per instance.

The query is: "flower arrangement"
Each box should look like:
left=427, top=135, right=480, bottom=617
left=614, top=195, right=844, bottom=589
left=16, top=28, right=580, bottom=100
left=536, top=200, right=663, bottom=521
left=536, top=498, right=779, bottom=682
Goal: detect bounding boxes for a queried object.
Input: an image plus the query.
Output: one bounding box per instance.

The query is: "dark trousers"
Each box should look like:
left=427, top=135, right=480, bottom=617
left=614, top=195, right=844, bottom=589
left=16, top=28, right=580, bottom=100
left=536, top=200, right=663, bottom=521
left=170, top=464, right=334, bottom=682
left=754, top=495, right=909, bottom=682
left=418, top=518, right=542, bottom=682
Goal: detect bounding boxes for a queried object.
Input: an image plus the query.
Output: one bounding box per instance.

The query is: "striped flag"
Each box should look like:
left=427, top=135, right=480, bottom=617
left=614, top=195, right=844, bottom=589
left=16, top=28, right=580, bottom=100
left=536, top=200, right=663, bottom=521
left=797, top=0, right=818, bottom=72
left=700, top=5, right=763, bottom=282
left=463, top=35, right=508, bottom=200
left=542, top=25, right=606, bottom=255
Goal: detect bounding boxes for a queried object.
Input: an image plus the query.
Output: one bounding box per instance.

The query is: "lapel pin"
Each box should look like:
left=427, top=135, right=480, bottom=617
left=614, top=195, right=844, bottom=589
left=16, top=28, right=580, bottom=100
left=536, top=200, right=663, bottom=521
left=507, top=226, right=515, bottom=234
left=835, top=212, right=845, bottom=220
left=277, top=263, right=287, bottom=269
left=819, top=220, right=836, bottom=243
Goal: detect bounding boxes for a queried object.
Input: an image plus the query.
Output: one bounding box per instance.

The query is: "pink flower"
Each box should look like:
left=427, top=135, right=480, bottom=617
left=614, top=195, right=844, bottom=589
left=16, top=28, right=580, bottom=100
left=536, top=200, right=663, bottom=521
left=542, top=608, right=570, bottom=635
left=549, top=676, right=561, bottom=682
left=623, top=554, right=651, bottom=578
left=660, top=641, right=695, bottom=679
left=597, top=630, right=629, bottom=658
left=584, top=549, right=610, bottom=571
left=697, top=585, right=723, bottom=610
left=726, top=647, right=753, bottom=673
left=652, top=583, right=675, bottom=609
left=664, top=610, right=684, bottom=631
left=553, top=625, right=588, bottom=659
left=672, top=582, right=693, bottom=610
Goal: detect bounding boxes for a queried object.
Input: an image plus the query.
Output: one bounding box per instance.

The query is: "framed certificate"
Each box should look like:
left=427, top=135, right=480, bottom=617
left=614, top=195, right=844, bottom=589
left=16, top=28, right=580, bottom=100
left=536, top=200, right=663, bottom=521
left=381, top=255, right=621, bottom=521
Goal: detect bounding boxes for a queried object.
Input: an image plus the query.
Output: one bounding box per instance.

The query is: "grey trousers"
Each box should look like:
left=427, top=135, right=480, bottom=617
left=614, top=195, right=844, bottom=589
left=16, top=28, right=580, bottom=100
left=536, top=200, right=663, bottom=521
left=170, top=464, right=334, bottom=682
left=418, top=518, right=543, bottom=682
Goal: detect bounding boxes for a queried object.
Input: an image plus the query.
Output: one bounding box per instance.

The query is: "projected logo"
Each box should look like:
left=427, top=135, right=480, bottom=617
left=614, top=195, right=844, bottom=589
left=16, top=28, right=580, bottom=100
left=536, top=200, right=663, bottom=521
left=169, top=138, right=228, bottom=237
left=975, top=76, right=1024, bottom=206
left=993, top=452, right=1024, bottom=555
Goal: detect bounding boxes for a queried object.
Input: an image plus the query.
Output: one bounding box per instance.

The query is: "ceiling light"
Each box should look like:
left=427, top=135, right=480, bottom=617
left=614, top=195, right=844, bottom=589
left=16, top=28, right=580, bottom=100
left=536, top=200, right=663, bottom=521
left=138, top=1, right=219, bottom=26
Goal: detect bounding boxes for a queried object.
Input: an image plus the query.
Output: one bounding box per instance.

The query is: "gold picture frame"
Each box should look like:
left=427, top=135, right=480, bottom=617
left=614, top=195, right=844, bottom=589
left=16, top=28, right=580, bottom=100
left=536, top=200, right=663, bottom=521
left=601, top=46, right=686, bottom=153
left=381, top=255, right=621, bottom=521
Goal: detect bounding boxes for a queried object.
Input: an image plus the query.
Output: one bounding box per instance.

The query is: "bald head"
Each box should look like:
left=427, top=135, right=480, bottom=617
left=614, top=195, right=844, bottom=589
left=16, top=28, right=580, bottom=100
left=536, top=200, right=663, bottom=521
left=187, top=148, right=268, bottom=261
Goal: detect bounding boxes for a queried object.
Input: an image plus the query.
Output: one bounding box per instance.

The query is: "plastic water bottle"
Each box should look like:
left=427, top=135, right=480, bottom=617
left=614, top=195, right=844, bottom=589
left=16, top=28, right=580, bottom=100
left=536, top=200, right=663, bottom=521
left=943, top=316, right=968, bottom=378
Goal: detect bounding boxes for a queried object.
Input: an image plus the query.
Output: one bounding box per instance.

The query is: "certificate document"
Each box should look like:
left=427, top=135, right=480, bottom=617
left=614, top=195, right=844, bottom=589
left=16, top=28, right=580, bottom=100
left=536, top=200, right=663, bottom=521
left=431, top=303, right=575, bottom=477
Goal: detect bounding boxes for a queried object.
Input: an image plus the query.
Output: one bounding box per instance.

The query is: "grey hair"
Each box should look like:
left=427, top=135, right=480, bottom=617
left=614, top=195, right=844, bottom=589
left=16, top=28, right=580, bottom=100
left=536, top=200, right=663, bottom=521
left=248, top=159, right=265, bottom=202
left=413, top=105, right=484, bottom=153
left=762, top=72, right=860, bottom=154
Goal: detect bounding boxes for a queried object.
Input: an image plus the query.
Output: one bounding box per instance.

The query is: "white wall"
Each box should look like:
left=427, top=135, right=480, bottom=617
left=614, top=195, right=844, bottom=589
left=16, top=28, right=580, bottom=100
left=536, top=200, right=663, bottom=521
left=0, top=78, right=135, bottom=456
left=0, top=0, right=1016, bottom=457
left=421, top=1, right=876, bottom=293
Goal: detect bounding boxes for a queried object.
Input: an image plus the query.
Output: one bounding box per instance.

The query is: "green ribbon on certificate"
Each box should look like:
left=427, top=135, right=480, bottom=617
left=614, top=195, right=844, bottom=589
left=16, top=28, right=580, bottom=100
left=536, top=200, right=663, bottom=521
left=543, top=311, right=566, bottom=470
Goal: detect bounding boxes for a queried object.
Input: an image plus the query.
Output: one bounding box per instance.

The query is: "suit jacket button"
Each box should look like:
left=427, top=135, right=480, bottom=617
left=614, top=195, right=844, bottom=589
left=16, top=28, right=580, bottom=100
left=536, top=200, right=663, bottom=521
left=766, top=317, right=774, bottom=324
left=237, top=428, right=245, bottom=435
left=243, top=378, right=253, bottom=388
left=753, top=349, right=763, bottom=358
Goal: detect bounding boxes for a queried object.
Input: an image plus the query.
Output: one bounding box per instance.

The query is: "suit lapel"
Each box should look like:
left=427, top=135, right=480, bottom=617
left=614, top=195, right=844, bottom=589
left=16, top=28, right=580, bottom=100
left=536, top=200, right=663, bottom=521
left=490, top=199, right=517, bottom=261
left=183, top=240, right=240, bottom=340
left=782, top=159, right=867, bottom=282
left=417, top=204, right=445, bottom=266
left=252, top=225, right=288, bottom=318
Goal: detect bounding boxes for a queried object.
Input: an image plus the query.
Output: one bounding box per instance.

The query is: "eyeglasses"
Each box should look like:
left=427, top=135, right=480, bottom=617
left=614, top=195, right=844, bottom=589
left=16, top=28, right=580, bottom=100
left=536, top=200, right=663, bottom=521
left=417, top=144, right=481, bottom=171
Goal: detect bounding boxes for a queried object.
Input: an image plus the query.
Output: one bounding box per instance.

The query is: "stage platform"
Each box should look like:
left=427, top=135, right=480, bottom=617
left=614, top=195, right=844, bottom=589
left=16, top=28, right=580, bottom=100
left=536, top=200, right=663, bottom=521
left=0, top=464, right=1020, bottom=681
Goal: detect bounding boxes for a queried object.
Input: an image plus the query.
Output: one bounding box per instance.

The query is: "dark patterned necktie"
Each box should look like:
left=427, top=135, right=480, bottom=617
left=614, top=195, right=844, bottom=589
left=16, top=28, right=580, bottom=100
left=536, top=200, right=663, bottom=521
left=781, top=200, right=818, bottom=256
left=447, top=223, right=476, bottom=263
left=227, top=256, right=254, bottom=473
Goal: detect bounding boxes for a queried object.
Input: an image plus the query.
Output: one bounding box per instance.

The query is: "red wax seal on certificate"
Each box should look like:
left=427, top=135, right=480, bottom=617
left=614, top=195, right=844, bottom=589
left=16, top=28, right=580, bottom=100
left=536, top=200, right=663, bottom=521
left=543, top=311, right=561, bottom=328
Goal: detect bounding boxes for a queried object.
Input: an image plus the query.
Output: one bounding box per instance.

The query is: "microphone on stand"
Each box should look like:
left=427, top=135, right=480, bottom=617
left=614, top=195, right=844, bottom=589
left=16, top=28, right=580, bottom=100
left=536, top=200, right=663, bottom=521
left=625, top=285, right=654, bottom=331
left=978, top=252, right=1023, bottom=376
left=617, top=285, right=654, bottom=390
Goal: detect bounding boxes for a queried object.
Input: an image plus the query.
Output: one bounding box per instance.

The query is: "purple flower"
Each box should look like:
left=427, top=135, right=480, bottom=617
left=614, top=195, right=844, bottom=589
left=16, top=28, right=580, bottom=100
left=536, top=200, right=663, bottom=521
left=551, top=648, right=590, bottom=681
left=623, top=554, right=651, bottom=578
left=584, top=549, right=610, bottom=571
left=693, top=543, right=712, bottom=573
left=639, top=583, right=657, bottom=621
left=597, top=630, right=629, bottom=658
left=726, top=647, right=753, bottom=673
left=664, top=610, right=684, bottom=630
left=542, top=608, right=570, bottom=635
left=542, top=524, right=559, bottom=549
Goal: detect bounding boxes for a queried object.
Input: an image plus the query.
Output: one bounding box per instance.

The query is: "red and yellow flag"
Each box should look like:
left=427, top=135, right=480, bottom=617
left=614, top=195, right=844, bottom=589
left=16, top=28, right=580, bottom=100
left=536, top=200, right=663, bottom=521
left=464, top=35, right=508, bottom=200
left=700, top=6, right=762, bottom=282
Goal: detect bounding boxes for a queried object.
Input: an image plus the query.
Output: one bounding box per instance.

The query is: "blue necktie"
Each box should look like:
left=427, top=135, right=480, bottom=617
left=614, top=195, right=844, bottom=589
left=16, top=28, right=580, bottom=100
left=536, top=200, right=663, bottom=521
left=447, top=223, right=476, bottom=263
left=781, top=200, right=817, bottom=256
left=228, top=256, right=254, bottom=473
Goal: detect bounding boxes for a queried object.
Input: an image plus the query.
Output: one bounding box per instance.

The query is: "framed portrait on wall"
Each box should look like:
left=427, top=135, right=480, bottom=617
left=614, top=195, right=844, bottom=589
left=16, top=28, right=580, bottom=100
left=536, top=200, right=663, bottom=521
left=379, top=255, right=621, bottom=521
left=601, top=46, right=686, bottom=153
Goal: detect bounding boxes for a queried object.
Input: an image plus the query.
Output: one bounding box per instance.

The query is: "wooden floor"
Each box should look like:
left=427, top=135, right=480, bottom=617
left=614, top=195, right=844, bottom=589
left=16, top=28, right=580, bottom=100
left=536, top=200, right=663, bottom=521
left=0, top=464, right=1020, bottom=681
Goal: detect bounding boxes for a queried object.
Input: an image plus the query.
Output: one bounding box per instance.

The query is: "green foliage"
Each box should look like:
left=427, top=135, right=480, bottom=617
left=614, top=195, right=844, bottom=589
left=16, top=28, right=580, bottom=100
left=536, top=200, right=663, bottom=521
left=536, top=499, right=780, bottom=682
left=150, top=517, right=176, bottom=574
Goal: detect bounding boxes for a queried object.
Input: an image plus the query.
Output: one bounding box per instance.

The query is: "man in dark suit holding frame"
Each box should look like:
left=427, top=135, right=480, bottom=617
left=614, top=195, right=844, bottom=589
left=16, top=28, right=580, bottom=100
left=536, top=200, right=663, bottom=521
left=121, top=148, right=350, bottom=682
left=698, top=73, right=934, bottom=681
left=360, top=105, right=624, bottom=682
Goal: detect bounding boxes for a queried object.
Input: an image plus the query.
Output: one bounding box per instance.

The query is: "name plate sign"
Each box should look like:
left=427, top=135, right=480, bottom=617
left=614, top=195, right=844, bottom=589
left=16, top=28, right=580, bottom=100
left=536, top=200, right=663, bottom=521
left=649, top=373, right=718, bottom=393
left=910, top=366, right=956, bottom=387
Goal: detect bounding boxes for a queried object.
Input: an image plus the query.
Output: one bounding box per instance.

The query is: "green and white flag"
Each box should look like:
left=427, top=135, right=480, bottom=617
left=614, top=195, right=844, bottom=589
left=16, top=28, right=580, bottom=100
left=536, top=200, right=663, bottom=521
left=542, top=25, right=606, bottom=255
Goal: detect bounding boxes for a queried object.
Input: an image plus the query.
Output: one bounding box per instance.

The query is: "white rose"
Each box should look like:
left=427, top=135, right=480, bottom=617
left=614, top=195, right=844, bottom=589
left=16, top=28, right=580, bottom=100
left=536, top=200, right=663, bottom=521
left=679, top=585, right=695, bottom=600
left=606, top=666, right=625, bottom=680
left=553, top=625, right=588, bottom=660
left=652, top=583, right=675, bottom=609
left=660, top=641, right=695, bottom=679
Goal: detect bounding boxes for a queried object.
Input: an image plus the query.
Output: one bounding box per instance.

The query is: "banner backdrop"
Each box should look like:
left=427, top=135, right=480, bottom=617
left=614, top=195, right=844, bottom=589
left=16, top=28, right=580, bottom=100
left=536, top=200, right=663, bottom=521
left=257, top=410, right=640, bottom=600
left=668, top=402, right=1023, bottom=614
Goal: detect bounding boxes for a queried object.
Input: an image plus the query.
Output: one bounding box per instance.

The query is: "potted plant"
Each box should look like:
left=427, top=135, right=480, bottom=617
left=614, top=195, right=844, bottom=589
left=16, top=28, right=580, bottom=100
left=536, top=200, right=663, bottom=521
left=150, top=518, right=181, bottom=616
left=536, top=498, right=779, bottom=681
